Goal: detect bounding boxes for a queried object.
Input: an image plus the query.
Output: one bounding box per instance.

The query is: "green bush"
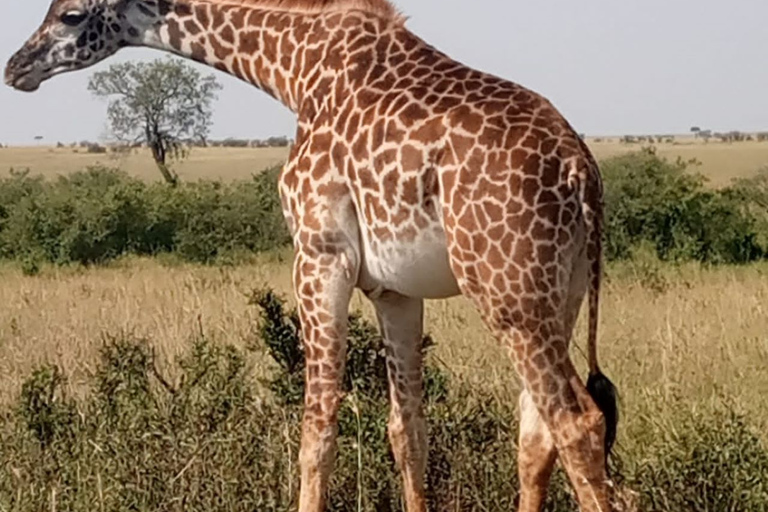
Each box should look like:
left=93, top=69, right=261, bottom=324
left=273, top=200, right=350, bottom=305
left=633, top=409, right=768, bottom=511
left=602, top=148, right=765, bottom=263
left=722, top=168, right=768, bottom=250
left=171, top=167, right=290, bottom=263
left=0, top=166, right=290, bottom=265
left=0, top=168, right=149, bottom=264
left=1, top=153, right=766, bottom=267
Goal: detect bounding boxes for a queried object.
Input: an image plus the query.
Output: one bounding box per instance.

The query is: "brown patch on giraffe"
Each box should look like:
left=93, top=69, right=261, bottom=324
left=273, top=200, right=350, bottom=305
left=228, top=6, right=247, bottom=28
left=541, top=157, right=562, bottom=188
left=401, top=176, right=419, bottom=205
left=220, top=24, right=236, bottom=45
left=311, top=154, right=331, bottom=180
left=531, top=222, right=556, bottom=246
left=207, top=33, right=233, bottom=60
left=381, top=170, right=399, bottom=209
left=210, top=6, right=226, bottom=28
left=189, top=41, right=207, bottom=62
left=262, top=31, right=279, bottom=61
left=413, top=211, right=430, bottom=229
left=449, top=134, right=474, bottom=164
left=399, top=103, right=429, bottom=128
left=231, top=57, right=244, bottom=79
left=385, top=120, right=406, bottom=144
left=354, top=88, right=379, bottom=111
left=536, top=243, right=557, bottom=265
left=522, top=178, right=540, bottom=207
left=170, top=2, right=190, bottom=17
left=166, top=18, right=183, bottom=50
left=193, top=4, right=211, bottom=28
left=386, top=94, right=411, bottom=116
left=183, top=19, right=202, bottom=36
left=358, top=166, right=378, bottom=191
left=451, top=105, right=484, bottom=134
left=536, top=201, right=561, bottom=228
left=308, top=132, right=333, bottom=155
left=373, top=148, right=397, bottom=171
left=391, top=208, right=410, bottom=227
left=400, top=145, right=423, bottom=173
left=316, top=181, right=347, bottom=200
left=351, top=132, right=369, bottom=162
left=367, top=63, right=387, bottom=83
left=240, top=30, right=259, bottom=54
left=345, top=111, right=361, bottom=142
left=479, top=126, right=505, bottom=148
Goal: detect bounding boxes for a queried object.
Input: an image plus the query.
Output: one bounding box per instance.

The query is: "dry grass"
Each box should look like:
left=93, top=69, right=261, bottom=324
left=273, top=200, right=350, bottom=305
left=588, top=137, right=768, bottom=187
left=0, top=146, right=289, bottom=182
left=1, top=255, right=766, bottom=451
left=2, top=138, right=767, bottom=187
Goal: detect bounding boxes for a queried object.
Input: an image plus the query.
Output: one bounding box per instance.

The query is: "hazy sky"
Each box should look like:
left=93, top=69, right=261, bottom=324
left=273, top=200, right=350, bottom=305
left=1, top=0, right=766, bottom=145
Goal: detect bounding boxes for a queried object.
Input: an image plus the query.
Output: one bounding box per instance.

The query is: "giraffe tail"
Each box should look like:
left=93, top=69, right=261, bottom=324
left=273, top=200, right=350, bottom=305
left=579, top=157, right=619, bottom=460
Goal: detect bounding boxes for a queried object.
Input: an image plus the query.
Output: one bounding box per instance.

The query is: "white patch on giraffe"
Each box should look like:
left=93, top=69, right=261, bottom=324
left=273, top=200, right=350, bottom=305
left=358, top=225, right=460, bottom=300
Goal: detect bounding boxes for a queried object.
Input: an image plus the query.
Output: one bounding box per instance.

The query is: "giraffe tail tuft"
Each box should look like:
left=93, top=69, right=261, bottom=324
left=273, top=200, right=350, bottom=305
left=587, top=371, right=618, bottom=457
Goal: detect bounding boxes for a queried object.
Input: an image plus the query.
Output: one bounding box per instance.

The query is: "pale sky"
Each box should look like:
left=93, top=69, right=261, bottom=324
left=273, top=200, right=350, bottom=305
left=1, top=0, right=766, bottom=145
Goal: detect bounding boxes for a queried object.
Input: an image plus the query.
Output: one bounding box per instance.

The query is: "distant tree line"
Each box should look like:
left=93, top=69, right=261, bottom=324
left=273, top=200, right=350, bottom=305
left=192, top=136, right=292, bottom=148
left=620, top=135, right=677, bottom=144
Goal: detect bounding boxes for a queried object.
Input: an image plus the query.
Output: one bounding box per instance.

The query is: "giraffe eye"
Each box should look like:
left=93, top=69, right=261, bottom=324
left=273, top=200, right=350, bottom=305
left=61, top=11, right=87, bottom=26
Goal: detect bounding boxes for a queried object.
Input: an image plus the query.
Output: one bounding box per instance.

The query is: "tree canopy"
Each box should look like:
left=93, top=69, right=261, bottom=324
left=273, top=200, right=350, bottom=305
left=88, top=57, right=221, bottom=185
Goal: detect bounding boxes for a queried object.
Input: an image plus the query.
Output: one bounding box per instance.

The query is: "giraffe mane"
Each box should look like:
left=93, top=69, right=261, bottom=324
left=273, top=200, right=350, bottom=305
left=196, top=0, right=407, bottom=25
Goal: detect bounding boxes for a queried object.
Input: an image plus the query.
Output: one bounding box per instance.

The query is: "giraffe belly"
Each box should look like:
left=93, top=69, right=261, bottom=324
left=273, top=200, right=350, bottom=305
left=359, top=231, right=461, bottom=299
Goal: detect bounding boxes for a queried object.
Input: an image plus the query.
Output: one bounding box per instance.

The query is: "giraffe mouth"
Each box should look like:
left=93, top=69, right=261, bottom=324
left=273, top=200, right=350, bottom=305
left=6, top=72, right=41, bottom=92
left=5, top=63, right=77, bottom=92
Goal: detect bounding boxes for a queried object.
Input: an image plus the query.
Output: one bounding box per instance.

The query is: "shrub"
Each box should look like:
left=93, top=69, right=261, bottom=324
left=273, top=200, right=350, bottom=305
left=1, top=153, right=765, bottom=267
left=0, top=168, right=150, bottom=264
left=722, top=168, right=768, bottom=249
left=0, top=165, right=290, bottom=265
left=171, top=167, right=290, bottom=263
left=602, top=148, right=765, bottom=263
left=633, top=409, right=768, bottom=512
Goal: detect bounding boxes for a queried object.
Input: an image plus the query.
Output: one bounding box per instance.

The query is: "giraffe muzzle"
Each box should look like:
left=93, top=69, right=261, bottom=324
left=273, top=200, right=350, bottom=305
left=5, top=42, right=50, bottom=92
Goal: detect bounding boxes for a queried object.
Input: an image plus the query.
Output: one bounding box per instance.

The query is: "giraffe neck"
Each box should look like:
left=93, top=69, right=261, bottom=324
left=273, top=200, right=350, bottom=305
left=136, top=0, right=339, bottom=113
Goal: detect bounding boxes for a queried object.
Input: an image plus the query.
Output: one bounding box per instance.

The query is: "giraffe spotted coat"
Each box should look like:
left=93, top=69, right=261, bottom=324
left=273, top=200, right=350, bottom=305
left=6, top=1, right=618, bottom=511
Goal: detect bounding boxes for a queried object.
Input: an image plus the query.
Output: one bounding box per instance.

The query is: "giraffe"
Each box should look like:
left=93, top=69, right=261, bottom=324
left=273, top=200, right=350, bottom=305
left=5, top=1, right=619, bottom=510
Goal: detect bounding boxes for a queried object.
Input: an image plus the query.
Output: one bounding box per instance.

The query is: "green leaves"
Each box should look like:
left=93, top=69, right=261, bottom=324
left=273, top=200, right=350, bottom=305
left=602, top=148, right=766, bottom=264
left=0, top=166, right=290, bottom=266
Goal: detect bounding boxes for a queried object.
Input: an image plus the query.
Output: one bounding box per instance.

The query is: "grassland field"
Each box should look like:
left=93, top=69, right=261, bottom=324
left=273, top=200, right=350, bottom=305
left=0, top=134, right=767, bottom=509
left=0, top=135, right=767, bottom=439
left=2, top=136, right=767, bottom=187
left=1, top=253, right=767, bottom=453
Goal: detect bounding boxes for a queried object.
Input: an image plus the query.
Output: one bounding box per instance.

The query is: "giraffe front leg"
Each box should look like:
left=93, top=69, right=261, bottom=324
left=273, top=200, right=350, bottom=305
left=294, top=247, right=357, bottom=512
left=371, top=291, right=427, bottom=512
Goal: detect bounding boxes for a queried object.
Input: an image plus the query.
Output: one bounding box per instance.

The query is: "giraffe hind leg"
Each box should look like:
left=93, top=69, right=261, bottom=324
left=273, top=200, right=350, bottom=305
left=371, top=291, right=427, bottom=512
left=517, top=388, right=558, bottom=512
left=503, top=323, right=611, bottom=512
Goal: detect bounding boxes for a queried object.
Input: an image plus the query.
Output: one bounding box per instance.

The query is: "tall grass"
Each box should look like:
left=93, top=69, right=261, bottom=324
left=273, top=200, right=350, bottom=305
left=1, top=280, right=766, bottom=511
left=0, top=257, right=767, bottom=509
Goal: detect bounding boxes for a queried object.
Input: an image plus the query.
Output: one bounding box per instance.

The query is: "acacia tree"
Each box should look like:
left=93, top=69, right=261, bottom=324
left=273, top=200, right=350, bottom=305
left=88, top=57, right=221, bottom=185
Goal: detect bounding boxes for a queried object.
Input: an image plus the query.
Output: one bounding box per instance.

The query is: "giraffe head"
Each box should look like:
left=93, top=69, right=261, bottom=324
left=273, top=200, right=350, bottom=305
left=4, top=0, right=163, bottom=92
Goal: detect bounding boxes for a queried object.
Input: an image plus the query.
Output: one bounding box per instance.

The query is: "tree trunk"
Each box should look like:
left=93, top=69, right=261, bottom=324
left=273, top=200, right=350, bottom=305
left=147, top=124, right=179, bottom=187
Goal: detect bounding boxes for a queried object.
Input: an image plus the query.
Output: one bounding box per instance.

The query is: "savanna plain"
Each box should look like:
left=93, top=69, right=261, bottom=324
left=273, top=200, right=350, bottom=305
left=0, top=138, right=767, bottom=511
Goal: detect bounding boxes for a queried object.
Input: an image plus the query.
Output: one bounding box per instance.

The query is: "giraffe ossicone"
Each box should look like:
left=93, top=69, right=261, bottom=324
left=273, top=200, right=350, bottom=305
left=6, top=1, right=619, bottom=510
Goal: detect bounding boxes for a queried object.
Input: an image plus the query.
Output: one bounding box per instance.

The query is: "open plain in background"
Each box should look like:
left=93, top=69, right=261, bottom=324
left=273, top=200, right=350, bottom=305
left=2, top=136, right=767, bottom=186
